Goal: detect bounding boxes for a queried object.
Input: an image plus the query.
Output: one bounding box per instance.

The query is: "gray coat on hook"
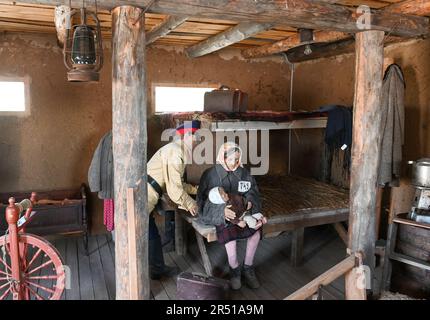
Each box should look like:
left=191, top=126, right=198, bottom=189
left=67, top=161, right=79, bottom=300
left=88, top=131, right=114, bottom=199
left=378, top=64, right=405, bottom=187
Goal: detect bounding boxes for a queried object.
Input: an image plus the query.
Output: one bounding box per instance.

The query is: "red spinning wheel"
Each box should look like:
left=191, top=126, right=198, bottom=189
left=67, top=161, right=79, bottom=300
left=0, top=195, right=66, bottom=300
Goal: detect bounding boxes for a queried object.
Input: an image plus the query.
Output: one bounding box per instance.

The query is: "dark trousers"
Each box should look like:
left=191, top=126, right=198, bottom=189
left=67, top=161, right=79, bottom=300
left=149, top=213, right=164, bottom=274
left=149, top=214, right=160, bottom=241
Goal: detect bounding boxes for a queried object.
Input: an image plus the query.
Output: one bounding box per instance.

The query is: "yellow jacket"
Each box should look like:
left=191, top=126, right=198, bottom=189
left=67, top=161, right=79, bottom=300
left=147, top=138, right=197, bottom=212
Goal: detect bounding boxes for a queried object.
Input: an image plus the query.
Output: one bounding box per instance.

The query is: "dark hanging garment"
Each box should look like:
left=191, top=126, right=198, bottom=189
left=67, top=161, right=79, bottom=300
left=377, top=64, right=405, bottom=187
left=319, top=105, right=353, bottom=183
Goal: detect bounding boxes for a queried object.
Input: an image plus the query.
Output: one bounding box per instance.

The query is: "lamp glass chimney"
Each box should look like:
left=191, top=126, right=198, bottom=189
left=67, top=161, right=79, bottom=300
left=71, top=25, right=96, bottom=65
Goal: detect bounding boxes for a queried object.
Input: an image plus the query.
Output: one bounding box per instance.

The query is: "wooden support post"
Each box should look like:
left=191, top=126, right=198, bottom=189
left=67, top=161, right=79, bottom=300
left=112, top=5, right=149, bottom=300
left=345, top=266, right=368, bottom=300
left=291, top=227, right=304, bottom=267
left=127, top=188, right=139, bottom=300
left=345, top=30, right=385, bottom=300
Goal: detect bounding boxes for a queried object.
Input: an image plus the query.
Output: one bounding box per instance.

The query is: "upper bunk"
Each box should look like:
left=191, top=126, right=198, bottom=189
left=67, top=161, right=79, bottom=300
left=158, top=110, right=328, bottom=131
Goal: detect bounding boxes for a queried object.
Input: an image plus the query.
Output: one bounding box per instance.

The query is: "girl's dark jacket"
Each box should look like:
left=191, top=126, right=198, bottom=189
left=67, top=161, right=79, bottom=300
left=197, top=164, right=262, bottom=226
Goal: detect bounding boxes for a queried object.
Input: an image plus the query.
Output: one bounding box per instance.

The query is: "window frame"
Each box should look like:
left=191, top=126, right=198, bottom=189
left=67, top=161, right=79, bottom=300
left=151, top=82, right=219, bottom=114
left=0, top=75, right=31, bottom=117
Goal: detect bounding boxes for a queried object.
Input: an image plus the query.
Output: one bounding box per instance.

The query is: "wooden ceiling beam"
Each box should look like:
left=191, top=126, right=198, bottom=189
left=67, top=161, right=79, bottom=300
left=11, top=0, right=429, bottom=37
left=185, top=22, right=274, bottom=58
left=146, top=15, right=188, bottom=45
left=280, top=35, right=405, bottom=62
left=243, top=31, right=349, bottom=59
left=383, top=0, right=430, bottom=15
left=242, top=0, right=430, bottom=59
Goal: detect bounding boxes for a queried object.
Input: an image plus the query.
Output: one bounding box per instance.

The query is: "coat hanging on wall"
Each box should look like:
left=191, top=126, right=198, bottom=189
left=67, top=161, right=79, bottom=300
left=377, top=64, right=405, bottom=187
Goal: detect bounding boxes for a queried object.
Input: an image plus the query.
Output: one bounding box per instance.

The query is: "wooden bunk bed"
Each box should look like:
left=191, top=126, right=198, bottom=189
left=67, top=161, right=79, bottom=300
left=159, top=111, right=350, bottom=276
left=174, top=175, right=349, bottom=275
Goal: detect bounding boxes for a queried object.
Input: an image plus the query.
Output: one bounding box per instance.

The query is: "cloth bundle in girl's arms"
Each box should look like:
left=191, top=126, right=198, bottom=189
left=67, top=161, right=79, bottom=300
left=208, top=186, right=267, bottom=229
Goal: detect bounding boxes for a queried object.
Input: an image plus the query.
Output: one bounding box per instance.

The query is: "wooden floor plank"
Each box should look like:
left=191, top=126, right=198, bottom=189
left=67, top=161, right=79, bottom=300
left=159, top=253, right=179, bottom=300
left=258, top=238, right=305, bottom=290
left=151, top=279, right=170, bottom=300
left=87, top=236, right=109, bottom=300
left=77, top=236, right=95, bottom=300
left=168, top=252, right=193, bottom=274
left=65, top=237, right=80, bottom=300
left=96, top=235, right=116, bottom=300
left=107, top=233, right=115, bottom=264
left=248, top=237, right=297, bottom=299
left=53, top=238, right=66, bottom=300
left=261, top=227, right=345, bottom=299
left=288, top=227, right=346, bottom=298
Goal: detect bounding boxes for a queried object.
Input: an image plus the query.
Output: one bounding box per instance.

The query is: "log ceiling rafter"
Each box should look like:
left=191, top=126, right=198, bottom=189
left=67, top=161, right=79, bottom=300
left=146, top=15, right=188, bottom=45
left=242, top=0, right=430, bottom=59
left=185, top=22, right=275, bottom=58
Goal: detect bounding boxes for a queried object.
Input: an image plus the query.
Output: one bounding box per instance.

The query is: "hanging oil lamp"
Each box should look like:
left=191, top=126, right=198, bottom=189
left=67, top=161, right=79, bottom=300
left=63, top=1, right=103, bottom=82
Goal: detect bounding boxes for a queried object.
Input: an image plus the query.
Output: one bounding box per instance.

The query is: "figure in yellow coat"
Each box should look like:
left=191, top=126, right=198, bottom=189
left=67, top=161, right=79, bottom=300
left=146, top=120, right=200, bottom=279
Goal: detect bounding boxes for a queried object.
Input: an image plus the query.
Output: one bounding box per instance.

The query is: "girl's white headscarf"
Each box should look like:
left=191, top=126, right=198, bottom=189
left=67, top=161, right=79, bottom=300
left=216, top=142, right=243, bottom=172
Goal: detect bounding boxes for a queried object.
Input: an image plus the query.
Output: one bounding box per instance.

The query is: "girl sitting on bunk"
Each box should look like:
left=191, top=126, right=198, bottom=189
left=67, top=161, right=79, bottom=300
left=197, top=142, right=267, bottom=290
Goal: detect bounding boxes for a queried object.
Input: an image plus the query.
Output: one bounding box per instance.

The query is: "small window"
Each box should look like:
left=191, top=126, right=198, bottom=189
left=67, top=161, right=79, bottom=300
left=154, top=86, right=216, bottom=113
left=0, top=81, right=26, bottom=112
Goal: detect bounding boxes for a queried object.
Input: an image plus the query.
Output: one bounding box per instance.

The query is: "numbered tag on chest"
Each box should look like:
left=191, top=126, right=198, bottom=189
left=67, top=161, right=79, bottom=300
left=238, top=181, right=251, bottom=193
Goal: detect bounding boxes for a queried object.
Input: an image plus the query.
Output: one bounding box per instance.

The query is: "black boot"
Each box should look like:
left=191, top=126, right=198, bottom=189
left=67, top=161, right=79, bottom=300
left=229, top=266, right=242, bottom=290
left=149, top=237, right=179, bottom=280
left=243, top=264, right=260, bottom=289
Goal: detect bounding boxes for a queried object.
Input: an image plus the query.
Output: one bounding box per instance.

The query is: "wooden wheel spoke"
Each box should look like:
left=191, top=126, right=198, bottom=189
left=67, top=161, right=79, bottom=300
left=26, top=259, right=54, bottom=276
left=26, top=280, right=55, bottom=295
left=0, top=269, right=10, bottom=276
left=0, top=287, right=11, bottom=300
left=0, top=277, right=9, bottom=281
left=0, top=255, right=12, bottom=273
left=25, top=275, right=59, bottom=281
left=24, top=248, right=43, bottom=273
left=0, top=281, right=10, bottom=291
left=22, top=283, right=45, bottom=301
